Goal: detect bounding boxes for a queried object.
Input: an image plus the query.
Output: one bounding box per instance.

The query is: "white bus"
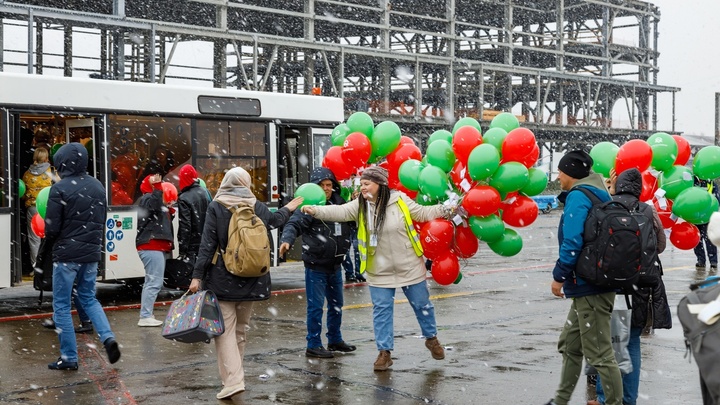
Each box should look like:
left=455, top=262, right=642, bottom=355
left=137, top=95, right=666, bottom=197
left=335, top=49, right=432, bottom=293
left=0, top=73, right=344, bottom=287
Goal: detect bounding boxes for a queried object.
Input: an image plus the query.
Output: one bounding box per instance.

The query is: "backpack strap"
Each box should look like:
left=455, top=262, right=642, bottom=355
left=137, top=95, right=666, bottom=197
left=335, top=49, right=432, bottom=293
left=211, top=203, right=237, bottom=266
left=570, top=186, right=603, bottom=206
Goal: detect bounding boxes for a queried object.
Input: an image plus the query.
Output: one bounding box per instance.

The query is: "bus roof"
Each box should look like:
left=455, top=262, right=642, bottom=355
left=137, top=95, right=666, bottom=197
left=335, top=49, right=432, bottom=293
left=0, top=73, right=344, bottom=123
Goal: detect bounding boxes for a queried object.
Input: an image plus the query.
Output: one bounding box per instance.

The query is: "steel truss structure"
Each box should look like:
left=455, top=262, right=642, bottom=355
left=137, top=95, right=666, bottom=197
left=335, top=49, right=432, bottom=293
left=0, top=0, right=678, bottom=155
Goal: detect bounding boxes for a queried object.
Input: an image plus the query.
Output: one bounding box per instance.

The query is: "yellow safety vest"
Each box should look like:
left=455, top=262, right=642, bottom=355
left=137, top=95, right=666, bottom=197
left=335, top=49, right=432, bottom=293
left=357, top=198, right=423, bottom=273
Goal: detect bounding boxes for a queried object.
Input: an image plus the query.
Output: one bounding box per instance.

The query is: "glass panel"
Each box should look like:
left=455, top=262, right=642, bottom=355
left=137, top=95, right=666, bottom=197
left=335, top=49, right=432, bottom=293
left=107, top=115, right=192, bottom=205
left=196, top=120, right=268, bottom=201
left=312, top=133, right=331, bottom=169
left=197, top=96, right=261, bottom=117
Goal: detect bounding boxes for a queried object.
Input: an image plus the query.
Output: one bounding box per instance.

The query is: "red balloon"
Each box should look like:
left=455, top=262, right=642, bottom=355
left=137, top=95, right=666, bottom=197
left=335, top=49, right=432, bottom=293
left=449, top=160, right=475, bottom=191
left=394, top=182, right=418, bottom=199
left=413, top=221, right=427, bottom=234
left=653, top=198, right=676, bottom=229
left=672, top=135, right=691, bottom=166
left=31, top=213, right=45, bottom=238
left=323, top=146, right=354, bottom=180
left=500, top=195, right=539, bottom=227
left=452, top=126, right=483, bottom=165
left=516, top=143, right=540, bottom=168
left=453, top=225, right=479, bottom=258
left=400, top=136, right=416, bottom=146
left=342, top=132, right=372, bottom=169
left=461, top=185, right=501, bottom=217
left=669, top=221, right=700, bottom=250
left=640, top=171, right=658, bottom=202
left=615, top=139, right=652, bottom=174
left=386, top=143, right=422, bottom=172
left=420, top=219, right=455, bottom=260
left=430, top=252, right=460, bottom=286
left=502, top=128, right=536, bottom=162
left=161, top=182, right=178, bottom=204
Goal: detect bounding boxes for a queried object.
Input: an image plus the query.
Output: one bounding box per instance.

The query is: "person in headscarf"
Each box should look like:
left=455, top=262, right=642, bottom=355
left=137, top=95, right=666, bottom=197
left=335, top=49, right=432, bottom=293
left=301, top=165, right=454, bottom=372
left=189, top=167, right=303, bottom=400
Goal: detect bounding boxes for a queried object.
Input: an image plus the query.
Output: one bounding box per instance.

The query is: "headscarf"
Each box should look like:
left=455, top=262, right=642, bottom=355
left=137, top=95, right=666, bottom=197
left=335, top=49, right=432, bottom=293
left=214, top=167, right=257, bottom=208
left=179, top=164, right=198, bottom=191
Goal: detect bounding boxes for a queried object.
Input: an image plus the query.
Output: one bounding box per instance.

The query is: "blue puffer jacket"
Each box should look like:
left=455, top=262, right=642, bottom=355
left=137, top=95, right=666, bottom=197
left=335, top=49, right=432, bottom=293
left=44, top=143, right=106, bottom=263
left=553, top=172, right=615, bottom=298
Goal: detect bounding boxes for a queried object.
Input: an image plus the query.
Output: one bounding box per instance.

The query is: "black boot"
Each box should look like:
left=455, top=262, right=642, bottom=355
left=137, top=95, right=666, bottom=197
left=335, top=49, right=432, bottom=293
left=75, top=321, right=93, bottom=334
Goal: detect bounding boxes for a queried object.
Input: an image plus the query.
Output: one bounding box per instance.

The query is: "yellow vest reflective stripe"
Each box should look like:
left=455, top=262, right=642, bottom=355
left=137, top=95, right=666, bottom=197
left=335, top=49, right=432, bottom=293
left=357, top=198, right=423, bottom=274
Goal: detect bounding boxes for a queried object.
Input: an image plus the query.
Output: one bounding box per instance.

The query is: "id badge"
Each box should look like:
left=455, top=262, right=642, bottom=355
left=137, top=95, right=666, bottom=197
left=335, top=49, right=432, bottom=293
left=369, top=233, right=378, bottom=247
left=334, top=222, right=342, bottom=236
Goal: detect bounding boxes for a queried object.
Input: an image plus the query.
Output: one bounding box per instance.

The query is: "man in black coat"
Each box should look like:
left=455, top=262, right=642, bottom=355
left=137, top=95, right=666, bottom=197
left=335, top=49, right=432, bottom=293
left=44, top=142, right=120, bottom=370
left=279, top=167, right=356, bottom=359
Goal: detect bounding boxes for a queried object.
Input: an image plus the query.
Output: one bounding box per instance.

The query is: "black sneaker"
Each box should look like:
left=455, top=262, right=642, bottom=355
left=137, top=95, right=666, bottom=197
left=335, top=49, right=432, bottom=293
left=42, top=319, right=56, bottom=329
left=104, top=338, right=121, bottom=364
left=306, top=346, right=334, bottom=358
left=75, top=321, right=94, bottom=334
left=328, top=341, right=357, bottom=352
left=696, top=262, right=707, bottom=271
left=345, top=277, right=358, bottom=283
left=48, top=358, right=78, bottom=370
left=711, top=264, right=718, bottom=271
left=355, top=274, right=366, bottom=282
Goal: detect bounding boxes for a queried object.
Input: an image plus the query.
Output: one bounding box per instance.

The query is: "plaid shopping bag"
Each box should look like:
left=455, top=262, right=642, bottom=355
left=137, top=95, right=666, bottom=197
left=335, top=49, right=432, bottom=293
left=161, top=290, right=224, bottom=343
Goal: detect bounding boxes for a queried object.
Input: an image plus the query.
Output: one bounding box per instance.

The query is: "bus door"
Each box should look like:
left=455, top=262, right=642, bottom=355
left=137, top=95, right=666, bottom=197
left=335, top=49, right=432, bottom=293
left=0, top=109, right=12, bottom=287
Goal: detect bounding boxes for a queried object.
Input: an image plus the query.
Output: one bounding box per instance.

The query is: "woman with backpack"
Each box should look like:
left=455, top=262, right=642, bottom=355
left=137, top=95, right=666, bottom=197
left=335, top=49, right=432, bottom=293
left=188, top=167, right=302, bottom=400
left=23, top=146, right=58, bottom=268
left=592, top=168, right=672, bottom=405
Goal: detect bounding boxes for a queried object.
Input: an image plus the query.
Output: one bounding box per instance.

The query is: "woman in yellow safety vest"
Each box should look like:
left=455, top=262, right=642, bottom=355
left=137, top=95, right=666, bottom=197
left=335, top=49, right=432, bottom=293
left=302, top=165, right=454, bottom=372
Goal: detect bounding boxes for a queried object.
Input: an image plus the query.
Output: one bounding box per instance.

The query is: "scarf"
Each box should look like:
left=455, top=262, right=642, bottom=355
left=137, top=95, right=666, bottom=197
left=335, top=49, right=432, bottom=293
left=214, top=167, right=257, bottom=208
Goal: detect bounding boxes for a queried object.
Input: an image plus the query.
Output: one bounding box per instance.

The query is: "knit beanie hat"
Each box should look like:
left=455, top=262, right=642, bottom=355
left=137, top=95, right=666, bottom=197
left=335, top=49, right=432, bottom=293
left=360, top=166, right=389, bottom=186
left=179, top=164, right=198, bottom=191
left=558, top=150, right=593, bottom=179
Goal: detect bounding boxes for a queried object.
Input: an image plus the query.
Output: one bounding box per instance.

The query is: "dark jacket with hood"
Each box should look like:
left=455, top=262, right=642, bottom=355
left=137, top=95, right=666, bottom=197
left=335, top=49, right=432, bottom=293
left=613, top=169, right=672, bottom=330
left=135, top=175, right=174, bottom=249
left=280, top=167, right=354, bottom=272
left=192, top=201, right=292, bottom=301
left=44, top=142, right=106, bottom=263
left=178, top=180, right=211, bottom=257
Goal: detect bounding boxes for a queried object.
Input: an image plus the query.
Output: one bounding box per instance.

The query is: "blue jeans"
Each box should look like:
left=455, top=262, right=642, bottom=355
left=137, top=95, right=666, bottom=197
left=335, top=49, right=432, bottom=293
left=305, top=267, right=344, bottom=348
left=341, top=234, right=360, bottom=278
left=52, top=262, right=115, bottom=362
left=695, top=223, right=718, bottom=265
left=369, top=280, right=437, bottom=351
left=596, top=327, right=643, bottom=405
left=138, top=250, right=166, bottom=319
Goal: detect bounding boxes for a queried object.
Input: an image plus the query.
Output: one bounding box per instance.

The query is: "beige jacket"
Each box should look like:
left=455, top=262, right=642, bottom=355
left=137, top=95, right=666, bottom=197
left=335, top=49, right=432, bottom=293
left=313, top=191, right=446, bottom=288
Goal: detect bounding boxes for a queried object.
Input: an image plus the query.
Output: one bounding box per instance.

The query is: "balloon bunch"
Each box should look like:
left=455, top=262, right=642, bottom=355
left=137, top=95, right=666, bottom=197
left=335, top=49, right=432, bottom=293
left=323, top=112, right=548, bottom=286
left=589, top=133, right=716, bottom=250
left=30, top=186, right=51, bottom=238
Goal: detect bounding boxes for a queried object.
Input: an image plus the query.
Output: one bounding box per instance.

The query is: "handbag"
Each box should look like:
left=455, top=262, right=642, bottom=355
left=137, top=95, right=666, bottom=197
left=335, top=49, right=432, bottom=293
left=161, top=290, right=225, bottom=343
left=586, top=295, right=633, bottom=375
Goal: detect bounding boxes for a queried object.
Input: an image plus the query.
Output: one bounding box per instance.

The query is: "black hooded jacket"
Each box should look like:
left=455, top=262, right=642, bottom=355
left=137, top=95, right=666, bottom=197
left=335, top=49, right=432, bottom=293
left=44, top=143, right=106, bottom=263
left=613, top=169, right=672, bottom=330
left=280, top=167, right=353, bottom=272
left=177, top=181, right=211, bottom=256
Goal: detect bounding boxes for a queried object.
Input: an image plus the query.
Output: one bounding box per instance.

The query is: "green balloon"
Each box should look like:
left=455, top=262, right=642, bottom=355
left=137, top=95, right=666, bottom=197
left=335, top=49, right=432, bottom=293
left=648, top=132, right=678, bottom=172
left=467, top=144, right=500, bottom=181
left=658, top=165, right=694, bottom=200
left=487, top=228, right=523, bottom=257
left=415, top=192, right=438, bottom=206
left=490, top=112, right=519, bottom=133
left=469, top=214, right=505, bottom=243
left=489, top=162, right=529, bottom=193
left=18, top=179, right=26, bottom=198
left=50, top=143, right=63, bottom=161
left=346, top=112, right=374, bottom=137
left=672, top=186, right=714, bottom=224
left=452, top=117, right=482, bottom=134
left=398, top=159, right=424, bottom=191
left=341, top=186, right=352, bottom=202
left=371, top=121, right=402, bottom=158
left=331, top=123, right=351, bottom=147
left=36, top=186, right=51, bottom=219
left=295, top=183, right=327, bottom=208
left=418, top=165, right=449, bottom=200
left=453, top=271, right=463, bottom=284
left=428, top=130, right=453, bottom=145
left=520, top=168, right=549, bottom=197
left=694, top=145, right=720, bottom=180
left=483, top=127, right=507, bottom=154
left=589, top=142, right=619, bottom=178
left=425, top=139, right=456, bottom=173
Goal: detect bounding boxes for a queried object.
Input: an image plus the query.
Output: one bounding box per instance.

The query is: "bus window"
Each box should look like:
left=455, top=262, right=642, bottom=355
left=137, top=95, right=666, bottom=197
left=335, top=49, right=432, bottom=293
left=107, top=115, right=191, bottom=204
left=196, top=120, right=268, bottom=201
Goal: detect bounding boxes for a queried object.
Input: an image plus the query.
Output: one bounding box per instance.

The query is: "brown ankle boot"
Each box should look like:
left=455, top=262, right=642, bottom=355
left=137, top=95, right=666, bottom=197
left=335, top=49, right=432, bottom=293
left=373, top=350, right=393, bottom=371
left=425, top=336, right=445, bottom=360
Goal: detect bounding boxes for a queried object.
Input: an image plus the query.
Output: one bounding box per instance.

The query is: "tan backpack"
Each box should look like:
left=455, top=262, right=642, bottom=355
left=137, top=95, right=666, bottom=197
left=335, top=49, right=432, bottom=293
left=213, top=203, right=270, bottom=277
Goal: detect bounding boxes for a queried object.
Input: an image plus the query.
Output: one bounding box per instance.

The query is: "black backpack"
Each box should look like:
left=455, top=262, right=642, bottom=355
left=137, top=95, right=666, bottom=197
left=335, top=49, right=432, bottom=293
left=573, top=187, right=642, bottom=289
left=33, top=239, right=54, bottom=306
left=632, top=202, right=662, bottom=287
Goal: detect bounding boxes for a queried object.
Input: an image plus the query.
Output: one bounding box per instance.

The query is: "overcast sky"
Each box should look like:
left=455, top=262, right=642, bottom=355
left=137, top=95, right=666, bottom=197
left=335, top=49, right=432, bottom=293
left=652, top=0, right=719, bottom=139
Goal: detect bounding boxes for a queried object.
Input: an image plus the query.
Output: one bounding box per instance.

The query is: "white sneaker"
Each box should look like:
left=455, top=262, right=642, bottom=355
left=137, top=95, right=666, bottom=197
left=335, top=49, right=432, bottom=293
left=138, top=317, right=164, bottom=327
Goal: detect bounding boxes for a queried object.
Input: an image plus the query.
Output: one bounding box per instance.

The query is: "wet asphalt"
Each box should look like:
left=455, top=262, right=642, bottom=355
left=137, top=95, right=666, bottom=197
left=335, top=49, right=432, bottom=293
left=0, top=211, right=707, bottom=404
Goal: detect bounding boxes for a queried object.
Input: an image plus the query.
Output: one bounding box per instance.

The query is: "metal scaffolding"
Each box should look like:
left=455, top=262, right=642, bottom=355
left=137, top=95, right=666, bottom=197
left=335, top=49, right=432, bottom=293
left=0, top=0, right=679, bottom=151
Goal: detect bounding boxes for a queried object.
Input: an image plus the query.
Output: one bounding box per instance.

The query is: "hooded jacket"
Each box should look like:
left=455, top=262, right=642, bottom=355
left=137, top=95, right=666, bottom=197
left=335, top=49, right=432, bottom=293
left=177, top=176, right=211, bottom=256
left=22, top=161, right=56, bottom=208
left=553, top=172, right=615, bottom=298
left=44, top=143, right=106, bottom=263
left=280, top=167, right=354, bottom=272
left=613, top=169, right=672, bottom=330
left=135, top=175, right=174, bottom=250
